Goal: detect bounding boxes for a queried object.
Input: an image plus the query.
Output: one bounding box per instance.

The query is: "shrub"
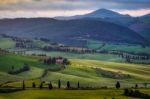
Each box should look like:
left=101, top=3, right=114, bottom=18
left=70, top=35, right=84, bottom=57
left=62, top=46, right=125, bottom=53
left=8, top=64, right=30, bottom=74
left=124, top=89, right=150, bottom=98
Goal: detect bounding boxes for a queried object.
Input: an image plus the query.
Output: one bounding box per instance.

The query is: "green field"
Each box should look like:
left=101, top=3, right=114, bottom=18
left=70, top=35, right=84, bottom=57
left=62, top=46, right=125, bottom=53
left=0, top=37, right=150, bottom=55
left=0, top=38, right=15, bottom=49
left=26, top=50, right=125, bottom=62
left=1, top=89, right=150, bottom=99
left=0, top=53, right=150, bottom=88
left=86, top=39, right=150, bottom=54
left=0, top=37, right=150, bottom=98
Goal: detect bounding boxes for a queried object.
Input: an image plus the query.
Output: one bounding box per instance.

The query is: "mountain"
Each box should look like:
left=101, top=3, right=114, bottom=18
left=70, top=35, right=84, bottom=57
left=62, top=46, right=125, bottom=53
left=55, top=8, right=130, bottom=20
left=55, top=8, right=149, bottom=43
left=128, top=14, right=150, bottom=42
left=0, top=18, right=148, bottom=47
left=82, top=8, right=130, bottom=18
left=142, top=13, right=150, bottom=18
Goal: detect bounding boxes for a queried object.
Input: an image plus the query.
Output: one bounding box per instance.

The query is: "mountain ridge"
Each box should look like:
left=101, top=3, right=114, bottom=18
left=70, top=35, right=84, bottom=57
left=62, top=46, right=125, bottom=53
left=0, top=18, right=148, bottom=47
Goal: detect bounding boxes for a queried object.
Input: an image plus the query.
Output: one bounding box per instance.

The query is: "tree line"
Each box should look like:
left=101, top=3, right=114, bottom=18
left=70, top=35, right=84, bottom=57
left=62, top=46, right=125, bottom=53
left=42, top=57, right=70, bottom=65
left=21, top=80, right=122, bottom=90
left=43, top=46, right=97, bottom=54
left=124, top=88, right=150, bottom=98
left=8, top=64, right=30, bottom=74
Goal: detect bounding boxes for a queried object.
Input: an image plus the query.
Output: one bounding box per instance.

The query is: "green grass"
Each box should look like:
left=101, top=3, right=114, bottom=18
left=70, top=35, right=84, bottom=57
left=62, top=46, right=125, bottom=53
left=41, top=59, right=150, bottom=88
left=0, top=53, right=60, bottom=72
left=101, top=44, right=150, bottom=54
left=33, top=40, right=49, bottom=48
left=26, top=50, right=125, bottom=63
left=86, top=39, right=150, bottom=54
left=0, top=53, right=61, bottom=83
left=0, top=38, right=15, bottom=49
left=86, top=39, right=104, bottom=49
left=0, top=89, right=146, bottom=99
left=0, top=53, right=150, bottom=88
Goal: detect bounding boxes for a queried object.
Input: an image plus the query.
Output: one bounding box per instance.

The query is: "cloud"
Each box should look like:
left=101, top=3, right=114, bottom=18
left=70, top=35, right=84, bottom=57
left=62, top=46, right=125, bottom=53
left=113, top=9, right=150, bottom=16
left=0, top=9, right=93, bottom=18
left=1, top=0, right=150, bottom=11
left=0, top=0, right=150, bottom=18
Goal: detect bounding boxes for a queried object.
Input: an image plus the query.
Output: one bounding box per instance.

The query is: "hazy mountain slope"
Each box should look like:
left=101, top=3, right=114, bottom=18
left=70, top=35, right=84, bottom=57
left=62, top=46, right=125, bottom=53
left=55, top=9, right=150, bottom=43
left=0, top=18, right=148, bottom=46
left=55, top=9, right=130, bottom=20
left=128, top=15, right=150, bottom=42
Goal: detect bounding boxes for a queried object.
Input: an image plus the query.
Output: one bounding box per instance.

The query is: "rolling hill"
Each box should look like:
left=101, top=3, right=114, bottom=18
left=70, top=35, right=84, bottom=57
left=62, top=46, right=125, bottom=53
left=0, top=18, right=148, bottom=47
left=0, top=52, right=150, bottom=87
left=55, top=8, right=130, bottom=20
left=55, top=9, right=150, bottom=43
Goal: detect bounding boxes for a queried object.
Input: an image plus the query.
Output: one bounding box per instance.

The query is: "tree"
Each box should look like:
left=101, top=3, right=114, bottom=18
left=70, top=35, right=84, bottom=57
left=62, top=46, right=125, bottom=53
left=12, top=66, right=14, bottom=70
left=47, top=57, right=52, bottom=64
left=58, top=80, right=61, bottom=89
left=124, top=88, right=129, bottom=95
left=39, top=82, right=43, bottom=89
left=63, top=58, right=70, bottom=65
left=135, top=84, right=138, bottom=89
left=116, top=81, right=120, bottom=89
left=32, top=82, right=36, bottom=88
left=67, top=81, right=70, bottom=88
left=77, top=81, right=80, bottom=88
left=49, top=82, right=53, bottom=90
left=126, top=57, right=131, bottom=63
left=22, top=80, right=25, bottom=90
left=52, top=57, right=56, bottom=64
left=143, top=83, right=147, bottom=88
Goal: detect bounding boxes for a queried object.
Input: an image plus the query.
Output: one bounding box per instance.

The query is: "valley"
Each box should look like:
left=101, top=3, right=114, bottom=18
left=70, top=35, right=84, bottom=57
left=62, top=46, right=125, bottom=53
left=0, top=8, right=150, bottom=99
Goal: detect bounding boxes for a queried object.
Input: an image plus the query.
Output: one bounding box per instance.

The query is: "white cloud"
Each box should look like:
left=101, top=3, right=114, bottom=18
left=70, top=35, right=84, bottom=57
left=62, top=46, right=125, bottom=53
left=0, top=0, right=150, bottom=18
left=114, top=9, right=150, bottom=17
left=0, top=9, right=93, bottom=18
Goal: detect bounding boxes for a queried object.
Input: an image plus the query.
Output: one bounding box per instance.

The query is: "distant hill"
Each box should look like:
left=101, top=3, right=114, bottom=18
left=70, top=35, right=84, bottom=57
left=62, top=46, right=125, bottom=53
left=55, top=8, right=130, bottom=20
left=56, top=9, right=150, bottom=43
left=0, top=18, right=148, bottom=47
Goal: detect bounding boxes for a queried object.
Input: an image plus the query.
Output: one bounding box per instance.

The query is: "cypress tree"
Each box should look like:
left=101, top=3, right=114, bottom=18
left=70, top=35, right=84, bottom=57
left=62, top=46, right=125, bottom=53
left=49, top=82, right=53, bottom=90
left=22, top=80, right=25, bottom=90
left=58, top=80, right=61, bottom=89
left=12, top=65, right=14, bottom=70
left=77, top=81, right=80, bottom=88
left=135, top=84, right=138, bottom=89
left=39, top=82, right=43, bottom=89
left=116, top=81, right=120, bottom=89
left=32, top=82, right=36, bottom=88
left=67, top=81, right=70, bottom=88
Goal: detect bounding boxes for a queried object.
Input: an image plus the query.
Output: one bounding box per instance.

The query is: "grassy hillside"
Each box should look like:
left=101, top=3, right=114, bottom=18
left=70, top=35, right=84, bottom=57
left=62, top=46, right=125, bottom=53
left=86, top=39, right=150, bottom=54
left=0, top=37, right=149, bottom=55
left=1, top=89, right=149, bottom=99
left=41, top=59, right=150, bottom=88
left=0, top=37, right=15, bottom=49
left=26, top=50, right=125, bottom=62
left=0, top=53, right=150, bottom=88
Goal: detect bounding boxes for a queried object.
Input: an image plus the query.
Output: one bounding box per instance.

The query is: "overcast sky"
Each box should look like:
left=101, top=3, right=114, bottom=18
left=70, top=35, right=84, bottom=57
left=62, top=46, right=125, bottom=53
left=0, top=0, right=150, bottom=18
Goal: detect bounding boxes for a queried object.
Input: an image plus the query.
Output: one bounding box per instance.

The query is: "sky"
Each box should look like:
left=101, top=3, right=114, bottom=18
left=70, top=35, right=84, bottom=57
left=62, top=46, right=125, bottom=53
left=0, top=0, right=150, bottom=18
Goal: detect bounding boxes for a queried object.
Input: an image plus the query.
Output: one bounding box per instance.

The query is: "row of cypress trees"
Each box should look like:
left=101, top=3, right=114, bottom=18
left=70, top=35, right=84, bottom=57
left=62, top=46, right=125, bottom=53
left=22, top=80, right=80, bottom=90
left=22, top=80, right=122, bottom=90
